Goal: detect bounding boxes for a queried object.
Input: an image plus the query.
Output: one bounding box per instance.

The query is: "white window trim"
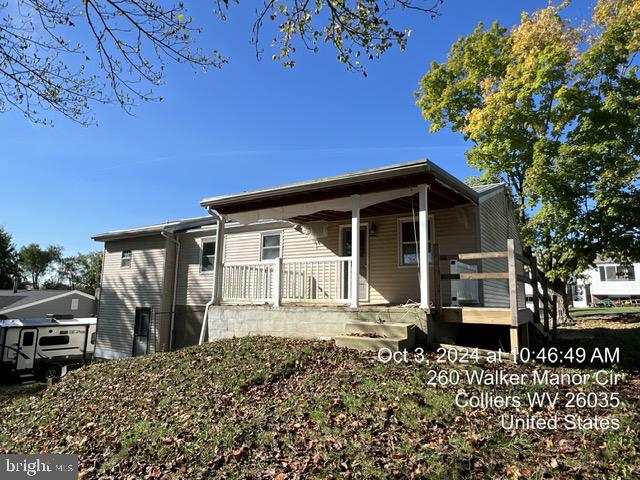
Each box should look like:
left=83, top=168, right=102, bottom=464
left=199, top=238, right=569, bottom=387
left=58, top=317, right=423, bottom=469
left=259, top=230, right=283, bottom=261
left=598, top=264, right=636, bottom=282
left=397, top=215, right=435, bottom=268
left=198, top=236, right=217, bottom=274
left=121, top=250, right=132, bottom=269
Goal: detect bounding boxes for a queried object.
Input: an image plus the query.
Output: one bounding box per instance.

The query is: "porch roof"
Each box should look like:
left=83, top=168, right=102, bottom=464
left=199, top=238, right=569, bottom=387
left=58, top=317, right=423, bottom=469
left=200, top=160, right=479, bottom=223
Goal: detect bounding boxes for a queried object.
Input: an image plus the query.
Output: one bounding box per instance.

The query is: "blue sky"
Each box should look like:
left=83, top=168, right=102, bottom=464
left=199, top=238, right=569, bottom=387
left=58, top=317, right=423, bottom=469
left=0, top=0, right=595, bottom=255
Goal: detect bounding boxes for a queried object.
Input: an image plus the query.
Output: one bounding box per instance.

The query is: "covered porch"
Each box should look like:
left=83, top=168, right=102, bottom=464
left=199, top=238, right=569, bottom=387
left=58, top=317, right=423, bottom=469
left=202, top=161, right=479, bottom=311
left=198, top=160, right=540, bottom=354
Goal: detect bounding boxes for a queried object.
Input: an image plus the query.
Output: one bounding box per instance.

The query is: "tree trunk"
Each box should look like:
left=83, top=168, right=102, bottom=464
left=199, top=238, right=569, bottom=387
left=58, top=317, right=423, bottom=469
left=552, top=278, right=572, bottom=324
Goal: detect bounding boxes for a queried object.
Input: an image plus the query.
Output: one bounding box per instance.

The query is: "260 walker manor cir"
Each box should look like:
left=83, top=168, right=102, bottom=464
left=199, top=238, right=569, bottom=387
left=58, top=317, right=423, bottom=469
left=93, top=160, right=547, bottom=359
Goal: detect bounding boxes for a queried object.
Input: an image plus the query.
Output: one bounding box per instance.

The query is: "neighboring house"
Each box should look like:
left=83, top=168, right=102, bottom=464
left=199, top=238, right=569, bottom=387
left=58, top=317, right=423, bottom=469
left=0, top=289, right=97, bottom=320
left=569, top=260, right=639, bottom=308
left=94, top=160, right=532, bottom=359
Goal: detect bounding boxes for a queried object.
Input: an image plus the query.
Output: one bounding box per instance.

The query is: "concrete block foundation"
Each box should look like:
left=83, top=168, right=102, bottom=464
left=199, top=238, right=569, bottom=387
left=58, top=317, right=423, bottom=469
left=206, top=304, right=430, bottom=344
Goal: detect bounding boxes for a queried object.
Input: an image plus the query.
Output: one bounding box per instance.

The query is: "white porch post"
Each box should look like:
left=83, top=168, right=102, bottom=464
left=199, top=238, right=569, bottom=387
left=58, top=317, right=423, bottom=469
left=419, top=184, right=430, bottom=309
left=212, top=218, right=226, bottom=305
left=351, top=194, right=361, bottom=308
left=273, top=256, right=282, bottom=307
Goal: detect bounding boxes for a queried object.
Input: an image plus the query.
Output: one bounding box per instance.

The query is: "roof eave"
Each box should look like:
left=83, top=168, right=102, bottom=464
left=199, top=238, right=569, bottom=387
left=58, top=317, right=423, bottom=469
left=200, top=159, right=478, bottom=209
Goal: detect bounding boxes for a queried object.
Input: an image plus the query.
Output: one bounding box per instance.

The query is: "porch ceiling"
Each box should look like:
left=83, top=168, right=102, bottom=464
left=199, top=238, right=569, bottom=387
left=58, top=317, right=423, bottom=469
left=289, top=190, right=465, bottom=222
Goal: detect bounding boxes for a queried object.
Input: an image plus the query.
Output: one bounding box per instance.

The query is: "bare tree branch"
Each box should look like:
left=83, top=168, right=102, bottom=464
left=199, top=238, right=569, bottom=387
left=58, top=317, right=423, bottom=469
left=0, top=0, right=442, bottom=125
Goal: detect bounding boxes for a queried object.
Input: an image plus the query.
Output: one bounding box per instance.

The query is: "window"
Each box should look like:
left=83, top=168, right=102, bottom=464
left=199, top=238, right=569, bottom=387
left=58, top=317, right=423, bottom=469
left=598, top=265, right=635, bottom=282
left=200, top=239, right=216, bottom=272
left=261, top=233, right=282, bottom=260
left=39, top=335, right=70, bottom=347
left=71, top=298, right=79, bottom=311
left=90, top=332, right=96, bottom=345
left=22, top=331, right=34, bottom=347
left=121, top=250, right=132, bottom=268
left=399, top=218, right=432, bottom=266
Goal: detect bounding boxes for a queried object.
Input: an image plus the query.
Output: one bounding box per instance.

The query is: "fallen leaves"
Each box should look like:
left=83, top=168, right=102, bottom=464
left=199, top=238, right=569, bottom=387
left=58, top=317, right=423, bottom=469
left=0, top=336, right=637, bottom=479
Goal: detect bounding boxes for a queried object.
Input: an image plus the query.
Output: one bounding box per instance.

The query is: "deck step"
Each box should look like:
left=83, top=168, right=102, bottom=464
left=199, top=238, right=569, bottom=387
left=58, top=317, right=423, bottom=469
left=354, top=309, right=425, bottom=324
left=345, top=321, right=415, bottom=342
left=334, top=335, right=412, bottom=352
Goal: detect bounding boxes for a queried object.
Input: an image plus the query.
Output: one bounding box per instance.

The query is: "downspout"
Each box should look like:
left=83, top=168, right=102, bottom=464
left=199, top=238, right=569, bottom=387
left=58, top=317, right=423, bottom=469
left=161, top=230, right=180, bottom=351
left=199, top=208, right=224, bottom=345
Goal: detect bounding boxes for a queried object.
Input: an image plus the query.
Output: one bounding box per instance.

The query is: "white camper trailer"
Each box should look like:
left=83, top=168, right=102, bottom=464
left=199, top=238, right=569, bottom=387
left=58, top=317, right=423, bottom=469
left=0, top=316, right=97, bottom=381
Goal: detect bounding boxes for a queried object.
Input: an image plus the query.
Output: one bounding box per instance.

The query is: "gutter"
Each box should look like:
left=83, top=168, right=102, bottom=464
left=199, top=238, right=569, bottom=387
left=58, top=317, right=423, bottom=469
left=161, top=230, right=180, bottom=351
left=199, top=208, right=224, bottom=345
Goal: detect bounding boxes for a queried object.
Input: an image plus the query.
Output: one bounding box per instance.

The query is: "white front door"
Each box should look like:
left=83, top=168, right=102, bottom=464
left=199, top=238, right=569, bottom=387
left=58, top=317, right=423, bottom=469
left=16, top=328, right=37, bottom=371
left=341, top=225, right=369, bottom=301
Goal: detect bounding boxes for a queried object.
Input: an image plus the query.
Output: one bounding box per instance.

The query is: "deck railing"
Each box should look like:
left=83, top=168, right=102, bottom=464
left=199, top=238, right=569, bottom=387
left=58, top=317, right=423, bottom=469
left=221, top=257, right=352, bottom=305
left=433, top=239, right=558, bottom=335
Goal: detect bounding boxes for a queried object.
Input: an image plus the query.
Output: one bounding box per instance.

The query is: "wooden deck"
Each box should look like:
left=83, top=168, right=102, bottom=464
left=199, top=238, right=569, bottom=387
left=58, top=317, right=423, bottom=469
left=437, top=307, right=533, bottom=326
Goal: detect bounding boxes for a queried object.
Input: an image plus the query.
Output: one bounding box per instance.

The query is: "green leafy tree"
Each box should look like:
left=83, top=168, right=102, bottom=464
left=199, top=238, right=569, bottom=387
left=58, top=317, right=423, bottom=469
left=76, top=252, right=103, bottom=295
left=0, top=0, right=442, bottom=125
left=18, top=244, right=63, bottom=289
left=53, top=252, right=103, bottom=293
left=57, top=256, right=82, bottom=289
left=417, top=0, right=640, bottom=319
left=0, top=227, right=20, bottom=289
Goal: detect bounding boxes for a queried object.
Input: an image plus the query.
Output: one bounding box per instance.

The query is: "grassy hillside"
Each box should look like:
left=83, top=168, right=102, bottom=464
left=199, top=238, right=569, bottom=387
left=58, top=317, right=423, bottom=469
left=1, top=337, right=638, bottom=479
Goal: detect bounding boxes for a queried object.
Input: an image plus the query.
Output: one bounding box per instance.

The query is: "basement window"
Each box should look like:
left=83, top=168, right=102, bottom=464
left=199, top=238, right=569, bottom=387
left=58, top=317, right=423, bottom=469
left=261, top=233, right=282, bottom=260
left=200, top=239, right=216, bottom=273
left=121, top=250, right=132, bottom=268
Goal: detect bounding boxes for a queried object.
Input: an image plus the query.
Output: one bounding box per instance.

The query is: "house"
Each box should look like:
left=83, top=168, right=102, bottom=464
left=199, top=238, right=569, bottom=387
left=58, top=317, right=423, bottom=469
left=569, top=260, right=639, bottom=308
left=0, top=289, right=97, bottom=320
left=93, top=160, right=540, bottom=359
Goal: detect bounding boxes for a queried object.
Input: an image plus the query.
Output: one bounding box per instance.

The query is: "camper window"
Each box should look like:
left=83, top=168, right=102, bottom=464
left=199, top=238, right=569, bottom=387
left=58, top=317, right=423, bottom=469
left=22, top=331, right=34, bottom=346
left=39, top=335, right=70, bottom=347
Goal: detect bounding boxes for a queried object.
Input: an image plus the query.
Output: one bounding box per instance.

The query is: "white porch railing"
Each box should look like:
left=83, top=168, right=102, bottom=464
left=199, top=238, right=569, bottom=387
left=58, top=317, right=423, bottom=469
left=221, top=257, right=352, bottom=305
left=222, top=261, right=276, bottom=303
left=282, top=257, right=351, bottom=303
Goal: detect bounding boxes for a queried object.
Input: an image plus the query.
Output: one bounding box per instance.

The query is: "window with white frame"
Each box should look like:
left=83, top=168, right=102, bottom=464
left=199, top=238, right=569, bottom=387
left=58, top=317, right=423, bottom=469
left=261, top=233, right=281, bottom=260
left=399, top=218, right=432, bottom=266
left=598, top=265, right=635, bottom=282
left=200, top=239, right=216, bottom=272
left=121, top=250, right=132, bottom=268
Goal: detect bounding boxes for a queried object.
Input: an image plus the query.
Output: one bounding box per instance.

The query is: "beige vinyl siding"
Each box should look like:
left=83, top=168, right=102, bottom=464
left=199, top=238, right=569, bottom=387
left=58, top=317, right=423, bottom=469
left=225, top=231, right=262, bottom=263
left=478, top=189, right=525, bottom=308
left=96, top=235, right=167, bottom=358
left=158, top=239, right=177, bottom=350
left=175, top=231, right=215, bottom=306
left=432, top=205, right=480, bottom=306
left=282, top=227, right=336, bottom=259
left=210, top=207, right=480, bottom=306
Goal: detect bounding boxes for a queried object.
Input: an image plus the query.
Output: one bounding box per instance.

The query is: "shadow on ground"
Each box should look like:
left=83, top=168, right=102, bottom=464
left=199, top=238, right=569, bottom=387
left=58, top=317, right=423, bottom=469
left=554, top=312, right=640, bottom=371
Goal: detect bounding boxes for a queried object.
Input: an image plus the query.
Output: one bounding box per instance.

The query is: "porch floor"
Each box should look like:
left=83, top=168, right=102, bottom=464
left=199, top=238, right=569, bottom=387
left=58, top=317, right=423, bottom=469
left=437, top=306, right=533, bottom=326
